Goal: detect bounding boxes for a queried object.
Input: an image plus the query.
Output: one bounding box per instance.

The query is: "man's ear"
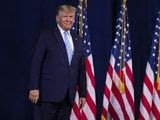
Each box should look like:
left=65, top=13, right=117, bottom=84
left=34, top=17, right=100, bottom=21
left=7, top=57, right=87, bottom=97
left=56, top=15, right=59, bottom=23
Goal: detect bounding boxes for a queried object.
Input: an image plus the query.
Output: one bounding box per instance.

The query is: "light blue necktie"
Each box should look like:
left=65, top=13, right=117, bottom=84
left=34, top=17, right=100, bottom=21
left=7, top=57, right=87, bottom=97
left=63, top=32, right=73, bottom=65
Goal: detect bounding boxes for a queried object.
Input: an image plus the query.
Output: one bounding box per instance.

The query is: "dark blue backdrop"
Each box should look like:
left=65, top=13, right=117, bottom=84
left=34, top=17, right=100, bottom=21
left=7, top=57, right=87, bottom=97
left=0, top=0, right=160, bottom=120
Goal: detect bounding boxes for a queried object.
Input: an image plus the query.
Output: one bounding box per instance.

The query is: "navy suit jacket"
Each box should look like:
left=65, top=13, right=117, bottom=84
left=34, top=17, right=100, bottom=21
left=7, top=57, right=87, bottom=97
left=28, top=26, right=86, bottom=104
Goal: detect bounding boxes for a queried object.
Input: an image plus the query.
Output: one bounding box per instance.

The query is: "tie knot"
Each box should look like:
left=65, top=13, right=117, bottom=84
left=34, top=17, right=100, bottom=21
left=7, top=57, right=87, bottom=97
left=64, top=31, right=69, bottom=36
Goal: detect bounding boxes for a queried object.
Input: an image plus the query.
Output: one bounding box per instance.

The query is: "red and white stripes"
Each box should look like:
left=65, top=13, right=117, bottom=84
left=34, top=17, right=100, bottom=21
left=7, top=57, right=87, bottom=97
left=139, top=63, right=160, bottom=120
left=70, top=55, right=96, bottom=120
left=102, top=55, right=134, bottom=120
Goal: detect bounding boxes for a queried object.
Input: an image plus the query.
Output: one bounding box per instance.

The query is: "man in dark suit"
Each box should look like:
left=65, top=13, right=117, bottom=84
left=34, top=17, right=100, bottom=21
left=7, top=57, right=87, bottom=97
left=28, top=4, right=86, bottom=120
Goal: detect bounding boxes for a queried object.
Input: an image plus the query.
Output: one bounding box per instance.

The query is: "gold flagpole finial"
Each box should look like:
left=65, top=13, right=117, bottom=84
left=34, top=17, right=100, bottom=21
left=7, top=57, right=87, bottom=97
left=157, top=74, right=160, bottom=90
left=118, top=80, right=125, bottom=93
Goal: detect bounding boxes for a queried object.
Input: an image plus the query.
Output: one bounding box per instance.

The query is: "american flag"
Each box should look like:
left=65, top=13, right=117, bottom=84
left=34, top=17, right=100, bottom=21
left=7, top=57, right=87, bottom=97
left=139, top=11, right=160, bottom=120
left=70, top=0, right=96, bottom=120
left=101, top=1, right=134, bottom=120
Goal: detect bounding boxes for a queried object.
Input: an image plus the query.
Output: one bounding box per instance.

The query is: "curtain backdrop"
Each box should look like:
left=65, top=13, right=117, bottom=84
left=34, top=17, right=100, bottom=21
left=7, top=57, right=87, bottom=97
left=0, top=0, right=159, bottom=119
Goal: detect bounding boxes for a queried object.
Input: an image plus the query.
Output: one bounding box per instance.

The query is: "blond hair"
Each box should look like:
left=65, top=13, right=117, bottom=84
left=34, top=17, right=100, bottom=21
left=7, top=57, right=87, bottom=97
left=57, top=5, right=76, bottom=15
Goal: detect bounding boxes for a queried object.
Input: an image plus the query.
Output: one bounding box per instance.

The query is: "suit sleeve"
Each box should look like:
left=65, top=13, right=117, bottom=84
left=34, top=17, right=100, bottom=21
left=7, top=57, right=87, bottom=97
left=78, top=39, right=87, bottom=98
left=28, top=32, right=46, bottom=90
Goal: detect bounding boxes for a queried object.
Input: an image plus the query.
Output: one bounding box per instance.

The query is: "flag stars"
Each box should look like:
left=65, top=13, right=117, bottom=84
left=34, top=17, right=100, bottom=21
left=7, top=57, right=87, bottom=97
left=127, top=54, right=129, bottom=57
left=155, top=32, right=158, bottom=36
left=79, top=14, right=82, bottom=17
left=119, top=56, right=121, bottom=59
left=79, top=6, right=82, bottom=10
left=84, top=40, right=86, bottom=43
left=88, top=42, right=91, bottom=45
left=122, top=35, right=126, bottom=39
left=116, top=25, right=121, bottom=29
left=157, top=64, right=159, bottom=67
left=153, top=53, right=155, bottom=56
left=113, top=45, right=116, bottom=49
left=86, top=50, right=90, bottom=53
left=119, top=18, right=123, bottom=22
left=126, top=31, right=129, bottom=34
left=122, top=12, right=125, bottom=15
left=117, top=63, right=120, bottom=66
left=154, top=39, right=158, bottom=43
left=153, top=46, right=156, bottom=49
left=122, top=42, right=125, bottom=45
left=122, top=5, right=126, bottom=8
left=128, top=47, right=131, bottom=50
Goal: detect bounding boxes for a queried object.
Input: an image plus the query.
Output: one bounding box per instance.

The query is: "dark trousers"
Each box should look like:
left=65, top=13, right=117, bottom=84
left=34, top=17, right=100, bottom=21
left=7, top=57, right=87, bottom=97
left=40, top=93, right=72, bottom=120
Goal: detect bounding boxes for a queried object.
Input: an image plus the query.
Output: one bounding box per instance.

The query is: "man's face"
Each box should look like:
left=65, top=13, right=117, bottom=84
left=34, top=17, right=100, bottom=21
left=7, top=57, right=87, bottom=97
left=56, top=10, right=75, bottom=31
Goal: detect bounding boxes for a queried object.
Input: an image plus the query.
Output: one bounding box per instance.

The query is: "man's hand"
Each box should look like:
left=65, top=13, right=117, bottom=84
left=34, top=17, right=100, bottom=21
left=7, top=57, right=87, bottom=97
left=29, top=89, right=39, bottom=104
left=79, top=97, right=86, bottom=109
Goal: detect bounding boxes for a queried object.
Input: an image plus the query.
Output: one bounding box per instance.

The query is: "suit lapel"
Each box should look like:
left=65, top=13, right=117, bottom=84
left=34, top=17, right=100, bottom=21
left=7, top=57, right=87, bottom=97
left=70, top=31, right=78, bottom=65
left=53, top=27, right=78, bottom=66
left=54, top=27, right=69, bottom=65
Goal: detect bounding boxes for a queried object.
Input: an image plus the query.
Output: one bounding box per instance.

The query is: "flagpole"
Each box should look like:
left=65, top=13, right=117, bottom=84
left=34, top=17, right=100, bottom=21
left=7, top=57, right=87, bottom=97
left=118, top=0, right=127, bottom=94
left=79, top=0, right=83, bottom=37
left=85, top=0, right=87, bottom=9
left=157, top=29, right=160, bottom=90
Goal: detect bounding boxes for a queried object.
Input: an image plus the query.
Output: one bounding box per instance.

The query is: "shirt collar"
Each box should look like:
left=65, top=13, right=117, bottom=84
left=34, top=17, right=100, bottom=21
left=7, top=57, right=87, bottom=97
left=57, top=24, right=71, bottom=36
